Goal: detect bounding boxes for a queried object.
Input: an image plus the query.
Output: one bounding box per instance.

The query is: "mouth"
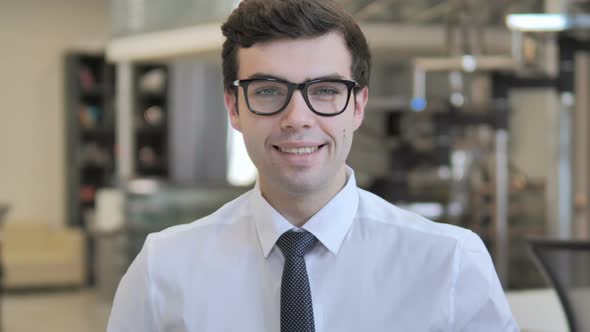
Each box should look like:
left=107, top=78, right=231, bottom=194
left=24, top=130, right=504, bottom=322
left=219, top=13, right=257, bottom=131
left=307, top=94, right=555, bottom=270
left=273, top=144, right=327, bottom=155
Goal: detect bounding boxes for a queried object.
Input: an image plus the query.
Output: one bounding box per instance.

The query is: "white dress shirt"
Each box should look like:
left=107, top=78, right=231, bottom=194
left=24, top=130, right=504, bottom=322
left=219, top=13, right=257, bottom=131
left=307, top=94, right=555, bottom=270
left=107, top=167, right=519, bottom=332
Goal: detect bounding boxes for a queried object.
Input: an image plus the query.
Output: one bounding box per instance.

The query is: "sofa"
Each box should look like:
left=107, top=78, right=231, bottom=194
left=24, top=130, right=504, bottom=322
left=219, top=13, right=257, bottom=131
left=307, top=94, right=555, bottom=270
left=2, top=222, right=86, bottom=289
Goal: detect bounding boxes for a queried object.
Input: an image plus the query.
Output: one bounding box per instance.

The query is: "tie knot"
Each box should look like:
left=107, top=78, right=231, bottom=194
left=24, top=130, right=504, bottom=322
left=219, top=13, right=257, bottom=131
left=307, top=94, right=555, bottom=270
left=277, top=230, right=318, bottom=257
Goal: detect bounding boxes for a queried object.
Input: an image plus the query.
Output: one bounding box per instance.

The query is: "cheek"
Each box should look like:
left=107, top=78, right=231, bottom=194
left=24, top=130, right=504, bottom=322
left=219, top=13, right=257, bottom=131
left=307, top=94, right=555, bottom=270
left=335, top=127, right=352, bottom=156
left=343, top=129, right=352, bottom=149
left=340, top=117, right=354, bottom=142
left=323, top=119, right=354, bottom=151
left=241, top=132, right=264, bottom=167
left=241, top=119, right=273, bottom=150
left=341, top=120, right=357, bottom=150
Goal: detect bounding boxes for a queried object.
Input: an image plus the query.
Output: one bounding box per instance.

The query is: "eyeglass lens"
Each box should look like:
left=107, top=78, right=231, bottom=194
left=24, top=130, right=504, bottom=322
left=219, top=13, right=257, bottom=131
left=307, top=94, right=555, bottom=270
left=246, top=80, right=350, bottom=114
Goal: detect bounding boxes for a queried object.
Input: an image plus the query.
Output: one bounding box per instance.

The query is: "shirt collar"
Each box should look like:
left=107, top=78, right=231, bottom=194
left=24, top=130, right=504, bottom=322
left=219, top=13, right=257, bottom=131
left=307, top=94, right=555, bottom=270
left=250, top=166, right=359, bottom=258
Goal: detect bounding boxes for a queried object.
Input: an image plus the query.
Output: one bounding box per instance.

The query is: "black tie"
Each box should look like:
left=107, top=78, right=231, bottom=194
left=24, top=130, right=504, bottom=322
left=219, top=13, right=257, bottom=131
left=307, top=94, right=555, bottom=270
left=276, top=230, right=318, bottom=332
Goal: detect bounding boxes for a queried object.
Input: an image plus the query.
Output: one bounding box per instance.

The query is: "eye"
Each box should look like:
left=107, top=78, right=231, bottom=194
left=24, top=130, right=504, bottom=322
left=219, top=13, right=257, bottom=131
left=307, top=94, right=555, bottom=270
left=313, top=87, right=339, bottom=95
left=249, top=80, right=287, bottom=97
left=309, top=82, right=347, bottom=97
left=254, top=87, right=282, bottom=96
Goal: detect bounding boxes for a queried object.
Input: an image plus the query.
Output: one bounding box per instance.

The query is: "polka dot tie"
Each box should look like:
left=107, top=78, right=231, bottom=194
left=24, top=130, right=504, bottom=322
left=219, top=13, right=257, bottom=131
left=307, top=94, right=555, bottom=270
left=276, top=230, right=318, bottom=332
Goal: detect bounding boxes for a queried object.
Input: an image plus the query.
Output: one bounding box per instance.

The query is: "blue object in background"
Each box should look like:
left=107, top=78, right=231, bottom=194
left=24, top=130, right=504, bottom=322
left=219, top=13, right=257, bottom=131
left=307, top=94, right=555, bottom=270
left=410, top=98, right=427, bottom=112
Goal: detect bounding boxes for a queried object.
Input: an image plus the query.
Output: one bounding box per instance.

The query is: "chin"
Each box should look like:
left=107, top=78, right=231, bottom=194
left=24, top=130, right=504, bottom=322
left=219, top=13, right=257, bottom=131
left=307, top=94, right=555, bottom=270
left=281, top=173, right=336, bottom=196
left=268, top=172, right=313, bottom=193
left=281, top=179, right=316, bottom=194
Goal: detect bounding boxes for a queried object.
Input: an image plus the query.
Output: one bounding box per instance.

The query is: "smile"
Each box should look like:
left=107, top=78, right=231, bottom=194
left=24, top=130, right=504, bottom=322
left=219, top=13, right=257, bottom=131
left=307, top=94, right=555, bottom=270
left=274, top=144, right=326, bottom=155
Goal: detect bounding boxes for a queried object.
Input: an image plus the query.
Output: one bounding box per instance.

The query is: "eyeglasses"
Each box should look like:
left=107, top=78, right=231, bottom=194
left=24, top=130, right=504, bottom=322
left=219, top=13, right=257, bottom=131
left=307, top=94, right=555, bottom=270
left=232, top=77, right=358, bottom=116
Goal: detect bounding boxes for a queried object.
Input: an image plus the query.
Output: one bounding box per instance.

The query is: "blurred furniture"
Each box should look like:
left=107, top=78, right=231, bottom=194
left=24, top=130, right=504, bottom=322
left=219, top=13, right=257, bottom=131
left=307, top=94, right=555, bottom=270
left=65, top=52, right=116, bottom=228
left=92, top=189, right=127, bottom=302
left=0, top=205, right=7, bottom=220
left=93, top=229, right=127, bottom=303
left=527, top=238, right=590, bottom=332
left=0, top=204, right=9, bottom=332
left=506, top=288, right=568, bottom=332
left=3, top=222, right=86, bottom=289
left=65, top=52, right=169, bottom=229
left=134, top=63, right=170, bottom=178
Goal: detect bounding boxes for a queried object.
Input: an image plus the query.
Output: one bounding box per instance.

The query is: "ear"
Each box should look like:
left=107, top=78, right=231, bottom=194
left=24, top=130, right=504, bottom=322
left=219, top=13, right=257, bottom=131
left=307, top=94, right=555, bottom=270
left=224, top=89, right=242, bottom=133
left=353, top=86, right=368, bottom=131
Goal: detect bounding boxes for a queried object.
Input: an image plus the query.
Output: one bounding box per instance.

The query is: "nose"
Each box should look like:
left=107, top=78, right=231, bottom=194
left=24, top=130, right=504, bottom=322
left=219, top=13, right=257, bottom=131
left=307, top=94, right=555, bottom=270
left=279, top=90, right=315, bottom=130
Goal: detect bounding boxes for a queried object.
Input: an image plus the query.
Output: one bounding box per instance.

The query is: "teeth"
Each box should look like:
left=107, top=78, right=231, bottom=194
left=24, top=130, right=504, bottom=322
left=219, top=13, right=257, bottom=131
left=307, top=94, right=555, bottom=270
left=279, top=146, right=319, bottom=155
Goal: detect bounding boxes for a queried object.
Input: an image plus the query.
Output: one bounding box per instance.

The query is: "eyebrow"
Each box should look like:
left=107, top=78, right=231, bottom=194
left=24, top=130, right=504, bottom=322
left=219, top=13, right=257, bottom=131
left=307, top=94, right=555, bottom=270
left=246, top=72, right=348, bottom=82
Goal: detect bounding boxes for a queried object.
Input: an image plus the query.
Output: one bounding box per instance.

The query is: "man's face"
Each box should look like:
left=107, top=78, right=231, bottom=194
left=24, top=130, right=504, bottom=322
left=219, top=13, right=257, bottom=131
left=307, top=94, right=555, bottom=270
left=224, top=32, right=368, bottom=198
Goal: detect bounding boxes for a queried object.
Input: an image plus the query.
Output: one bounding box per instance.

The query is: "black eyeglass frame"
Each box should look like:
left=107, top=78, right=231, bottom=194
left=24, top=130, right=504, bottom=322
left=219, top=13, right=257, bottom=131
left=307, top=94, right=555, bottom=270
left=232, top=77, right=359, bottom=116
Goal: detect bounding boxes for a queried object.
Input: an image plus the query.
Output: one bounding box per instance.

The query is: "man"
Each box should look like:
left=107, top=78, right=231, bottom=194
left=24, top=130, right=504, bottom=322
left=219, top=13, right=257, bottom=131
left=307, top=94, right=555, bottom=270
left=108, top=0, right=518, bottom=331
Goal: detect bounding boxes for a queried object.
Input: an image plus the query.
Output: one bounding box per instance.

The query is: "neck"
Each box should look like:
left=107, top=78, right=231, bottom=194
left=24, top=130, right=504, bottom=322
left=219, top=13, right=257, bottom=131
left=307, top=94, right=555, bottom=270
left=260, top=169, right=347, bottom=227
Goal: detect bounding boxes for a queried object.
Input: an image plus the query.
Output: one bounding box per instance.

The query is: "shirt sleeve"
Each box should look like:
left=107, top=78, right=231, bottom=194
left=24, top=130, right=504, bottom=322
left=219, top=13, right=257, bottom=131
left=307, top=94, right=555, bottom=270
left=107, top=234, right=159, bottom=332
left=452, top=231, right=520, bottom=332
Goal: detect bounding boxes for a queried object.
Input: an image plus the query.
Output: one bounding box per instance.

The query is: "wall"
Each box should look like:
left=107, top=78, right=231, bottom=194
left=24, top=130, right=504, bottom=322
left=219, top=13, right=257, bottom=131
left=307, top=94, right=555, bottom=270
left=510, top=89, right=554, bottom=180
left=0, top=0, right=110, bottom=225
left=170, top=62, right=229, bottom=186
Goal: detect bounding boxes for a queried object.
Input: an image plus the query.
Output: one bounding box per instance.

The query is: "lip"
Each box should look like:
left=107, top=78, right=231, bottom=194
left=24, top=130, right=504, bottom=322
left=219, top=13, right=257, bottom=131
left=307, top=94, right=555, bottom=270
left=272, top=141, right=326, bottom=149
left=271, top=142, right=327, bottom=165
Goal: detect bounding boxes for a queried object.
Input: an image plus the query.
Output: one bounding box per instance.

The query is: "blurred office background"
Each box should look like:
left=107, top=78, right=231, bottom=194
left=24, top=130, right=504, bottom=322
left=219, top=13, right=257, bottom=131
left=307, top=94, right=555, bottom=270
left=2, top=0, right=590, bottom=331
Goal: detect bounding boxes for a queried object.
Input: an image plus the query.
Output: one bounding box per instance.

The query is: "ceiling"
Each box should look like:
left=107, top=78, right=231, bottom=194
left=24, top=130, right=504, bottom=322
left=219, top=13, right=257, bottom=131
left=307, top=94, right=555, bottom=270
left=343, top=0, right=544, bottom=26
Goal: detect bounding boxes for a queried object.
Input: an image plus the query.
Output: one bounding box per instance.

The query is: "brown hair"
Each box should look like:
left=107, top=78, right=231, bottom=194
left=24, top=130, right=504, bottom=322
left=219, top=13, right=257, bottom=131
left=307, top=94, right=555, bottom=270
left=221, top=0, right=371, bottom=91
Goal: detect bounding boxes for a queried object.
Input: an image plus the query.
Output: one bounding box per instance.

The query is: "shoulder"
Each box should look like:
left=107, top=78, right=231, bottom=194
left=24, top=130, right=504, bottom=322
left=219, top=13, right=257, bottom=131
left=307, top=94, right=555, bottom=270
left=355, top=187, right=475, bottom=244
left=145, top=189, right=253, bottom=252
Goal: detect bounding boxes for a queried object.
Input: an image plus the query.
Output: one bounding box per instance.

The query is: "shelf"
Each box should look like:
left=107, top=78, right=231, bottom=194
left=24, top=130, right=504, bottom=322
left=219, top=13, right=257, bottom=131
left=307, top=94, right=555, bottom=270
left=79, top=86, right=104, bottom=97
left=80, top=128, right=115, bottom=140
left=80, top=92, right=105, bottom=104
left=80, top=161, right=113, bottom=170
left=134, top=63, right=169, bottom=178
left=137, top=164, right=168, bottom=175
left=81, top=201, right=96, bottom=208
left=68, top=53, right=169, bottom=218
left=138, top=92, right=167, bottom=102
left=66, top=52, right=116, bottom=231
left=136, top=126, right=166, bottom=136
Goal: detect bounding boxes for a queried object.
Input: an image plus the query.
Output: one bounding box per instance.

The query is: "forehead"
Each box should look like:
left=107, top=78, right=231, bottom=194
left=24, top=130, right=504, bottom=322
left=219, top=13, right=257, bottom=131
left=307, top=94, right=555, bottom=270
left=237, top=32, right=352, bottom=82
